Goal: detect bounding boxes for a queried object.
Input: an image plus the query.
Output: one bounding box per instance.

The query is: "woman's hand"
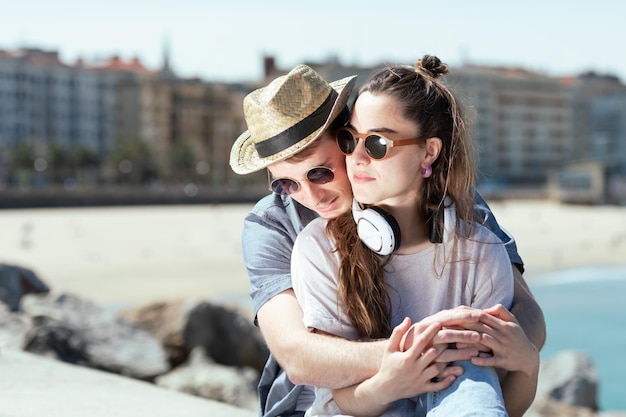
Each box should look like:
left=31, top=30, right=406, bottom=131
left=364, top=318, right=460, bottom=404
left=332, top=317, right=458, bottom=416
left=370, top=308, right=490, bottom=401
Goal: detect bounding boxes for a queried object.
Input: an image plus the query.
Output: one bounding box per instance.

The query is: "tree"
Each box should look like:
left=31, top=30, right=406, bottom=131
left=168, top=142, right=197, bottom=181
left=47, top=143, right=72, bottom=183
left=7, top=142, right=38, bottom=185
left=104, top=138, right=158, bottom=185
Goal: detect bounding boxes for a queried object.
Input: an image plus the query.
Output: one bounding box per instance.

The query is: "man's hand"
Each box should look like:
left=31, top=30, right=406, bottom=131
left=458, top=304, right=539, bottom=377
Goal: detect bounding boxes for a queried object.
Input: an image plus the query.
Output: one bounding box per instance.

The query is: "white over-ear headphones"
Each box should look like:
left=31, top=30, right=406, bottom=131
left=352, top=199, right=401, bottom=256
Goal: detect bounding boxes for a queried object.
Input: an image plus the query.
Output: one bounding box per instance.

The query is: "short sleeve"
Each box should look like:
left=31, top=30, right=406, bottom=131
left=291, top=218, right=359, bottom=340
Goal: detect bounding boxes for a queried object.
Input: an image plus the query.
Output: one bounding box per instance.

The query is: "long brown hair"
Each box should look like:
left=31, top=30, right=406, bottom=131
left=327, top=55, right=477, bottom=338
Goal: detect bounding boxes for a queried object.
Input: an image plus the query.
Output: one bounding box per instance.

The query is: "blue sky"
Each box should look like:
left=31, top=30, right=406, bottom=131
left=2, top=0, right=625, bottom=83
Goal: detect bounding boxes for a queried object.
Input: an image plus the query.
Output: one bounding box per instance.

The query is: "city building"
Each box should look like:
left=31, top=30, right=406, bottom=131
left=447, top=64, right=574, bottom=188
left=113, top=70, right=249, bottom=187
left=555, top=72, right=626, bottom=203
left=0, top=46, right=252, bottom=192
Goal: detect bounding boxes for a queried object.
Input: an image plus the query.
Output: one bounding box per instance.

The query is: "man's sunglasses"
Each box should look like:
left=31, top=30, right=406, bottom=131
left=269, top=166, right=335, bottom=196
left=336, top=127, right=424, bottom=160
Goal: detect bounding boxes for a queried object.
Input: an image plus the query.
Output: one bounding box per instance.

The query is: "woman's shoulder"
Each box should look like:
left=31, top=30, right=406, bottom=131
left=445, top=201, right=503, bottom=245
left=300, top=216, right=328, bottom=236
left=470, top=219, right=507, bottom=245
left=295, top=217, right=333, bottom=250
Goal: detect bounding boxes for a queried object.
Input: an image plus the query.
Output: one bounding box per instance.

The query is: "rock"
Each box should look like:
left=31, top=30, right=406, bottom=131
left=21, top=292, right=170, bottom=379
left=184, top=301, right=269, bottom=374
left=122, top=300, right=269, bottom=374
left=0, top=263, right=49, bottom=311
left=119, top=299, right=196, bottom=367
left=156, top=347, right=259, bottom=410
left=528, top=399, right=626, bottom=417
left=529, top=398, right=597, bottom=417
left=0, top=303, right=32, bottom=350
left=535, top=350, right=598, bottom=410
left=0, top=268, right=263, bottom=412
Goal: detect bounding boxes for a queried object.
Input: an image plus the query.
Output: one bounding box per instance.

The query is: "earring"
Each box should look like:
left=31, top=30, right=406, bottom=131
left=421, top=163, right=432, bottom=178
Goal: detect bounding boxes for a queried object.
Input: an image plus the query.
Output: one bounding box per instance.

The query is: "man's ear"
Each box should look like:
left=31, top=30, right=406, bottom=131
left=424, top=137, right=442, bottom=164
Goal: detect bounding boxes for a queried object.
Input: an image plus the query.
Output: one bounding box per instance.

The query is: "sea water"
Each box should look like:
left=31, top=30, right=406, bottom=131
left=528, top=265, right=626, bottom=411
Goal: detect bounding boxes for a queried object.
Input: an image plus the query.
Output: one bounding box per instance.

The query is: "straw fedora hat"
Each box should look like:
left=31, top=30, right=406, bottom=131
left=230, top=64, right=357, bottom=174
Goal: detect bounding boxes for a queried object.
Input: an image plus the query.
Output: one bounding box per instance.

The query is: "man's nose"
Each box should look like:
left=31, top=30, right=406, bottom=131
left=302, top=181, right=327, bottom=202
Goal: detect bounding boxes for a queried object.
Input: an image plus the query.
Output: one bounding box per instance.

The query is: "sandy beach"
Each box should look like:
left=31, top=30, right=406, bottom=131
left=1, top=199, right=626, bottom=307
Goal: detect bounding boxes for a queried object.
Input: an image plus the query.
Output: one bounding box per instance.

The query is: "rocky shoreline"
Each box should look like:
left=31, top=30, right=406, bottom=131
left=0, top=263, right=264, bottom=412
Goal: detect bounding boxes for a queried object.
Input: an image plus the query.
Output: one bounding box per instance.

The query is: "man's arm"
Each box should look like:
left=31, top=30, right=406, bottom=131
left=472, top=193, right=545, bottom=416
left=471, top=303, right=540, bottom=417
left=498, top=268, right=545, bottom=417
left=244, top=198, right=386, bottom=389
left=259, top=290, right=487, bottom=389
left=474, top=191, right=546, bottom=348
left=463, top=266, right=544, bottom=417
left=257, top=289, right=384, bottom=388
left=511, top=268, right=546, bottom=350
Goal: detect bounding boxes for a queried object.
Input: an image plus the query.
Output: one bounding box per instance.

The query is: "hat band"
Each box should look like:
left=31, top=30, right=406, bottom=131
left=254, top=89, right=338, bottom=158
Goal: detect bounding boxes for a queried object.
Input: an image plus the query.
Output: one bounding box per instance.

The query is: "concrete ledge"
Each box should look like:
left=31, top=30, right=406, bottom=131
left=0, top=349, right=257, bottom=417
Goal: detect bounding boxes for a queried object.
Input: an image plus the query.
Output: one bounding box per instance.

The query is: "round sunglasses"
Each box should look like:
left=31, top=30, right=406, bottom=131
left=336, top=127, right=424, bottom=160
left=269, top=165, right=335, bottom=195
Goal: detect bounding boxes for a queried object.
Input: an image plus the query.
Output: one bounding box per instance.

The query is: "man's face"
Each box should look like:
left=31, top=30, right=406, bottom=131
left=268, top=133, right=353, bottom=219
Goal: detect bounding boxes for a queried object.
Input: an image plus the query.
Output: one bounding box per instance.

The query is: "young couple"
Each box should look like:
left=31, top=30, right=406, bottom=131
left=230, top=59, right=544, bottom=417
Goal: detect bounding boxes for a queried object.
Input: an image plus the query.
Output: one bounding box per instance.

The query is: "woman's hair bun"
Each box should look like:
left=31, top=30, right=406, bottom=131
left=416, top=55, right=448, bottom=78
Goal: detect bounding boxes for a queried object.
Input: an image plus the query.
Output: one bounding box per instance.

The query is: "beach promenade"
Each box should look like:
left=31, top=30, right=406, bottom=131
left=1, top=199, right=626, bottom=307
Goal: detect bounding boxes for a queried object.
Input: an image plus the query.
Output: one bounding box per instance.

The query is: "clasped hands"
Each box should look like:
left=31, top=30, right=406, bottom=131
left=359, top=304, right=535, bottom=406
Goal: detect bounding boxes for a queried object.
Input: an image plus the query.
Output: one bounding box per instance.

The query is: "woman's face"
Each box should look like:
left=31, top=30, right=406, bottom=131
left=347, top=91, right=425, bottom=208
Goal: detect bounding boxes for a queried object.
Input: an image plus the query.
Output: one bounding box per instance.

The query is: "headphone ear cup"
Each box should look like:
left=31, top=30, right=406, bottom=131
left=354, top=206, right=401, bottom=255
left=369, top=207, right=401, bottom=252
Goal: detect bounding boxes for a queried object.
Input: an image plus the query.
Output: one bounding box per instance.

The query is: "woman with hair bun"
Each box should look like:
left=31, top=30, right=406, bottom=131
left=291, top=55, right=539, bottom=417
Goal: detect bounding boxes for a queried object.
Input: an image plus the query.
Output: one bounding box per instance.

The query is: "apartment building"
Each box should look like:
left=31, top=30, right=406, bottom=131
left=113, top=72, right=248, bottom=186
left=0, top=49, right=82, bottom=150
left=447, top=64, right=574, bottom=186
left=564, top=72, right=626, bottom=171
left=0, top=47, right=250, bottom=189
left=0, top=49, right=153, bottom=154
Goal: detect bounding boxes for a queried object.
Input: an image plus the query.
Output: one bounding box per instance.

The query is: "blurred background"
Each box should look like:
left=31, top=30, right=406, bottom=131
left=1, top=0, right=625, bottom=412
left=1, top=0, right=626, bottom=204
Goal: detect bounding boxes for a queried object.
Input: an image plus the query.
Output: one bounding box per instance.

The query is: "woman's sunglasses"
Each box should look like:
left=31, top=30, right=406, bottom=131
left=336, top=127, right=424, bottom=160
left=269, top=166, right=335, bottom=196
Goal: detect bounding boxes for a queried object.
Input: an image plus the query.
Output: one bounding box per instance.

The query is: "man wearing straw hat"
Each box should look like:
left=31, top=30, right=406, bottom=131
left=229, top=65, right=545, bottom=417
